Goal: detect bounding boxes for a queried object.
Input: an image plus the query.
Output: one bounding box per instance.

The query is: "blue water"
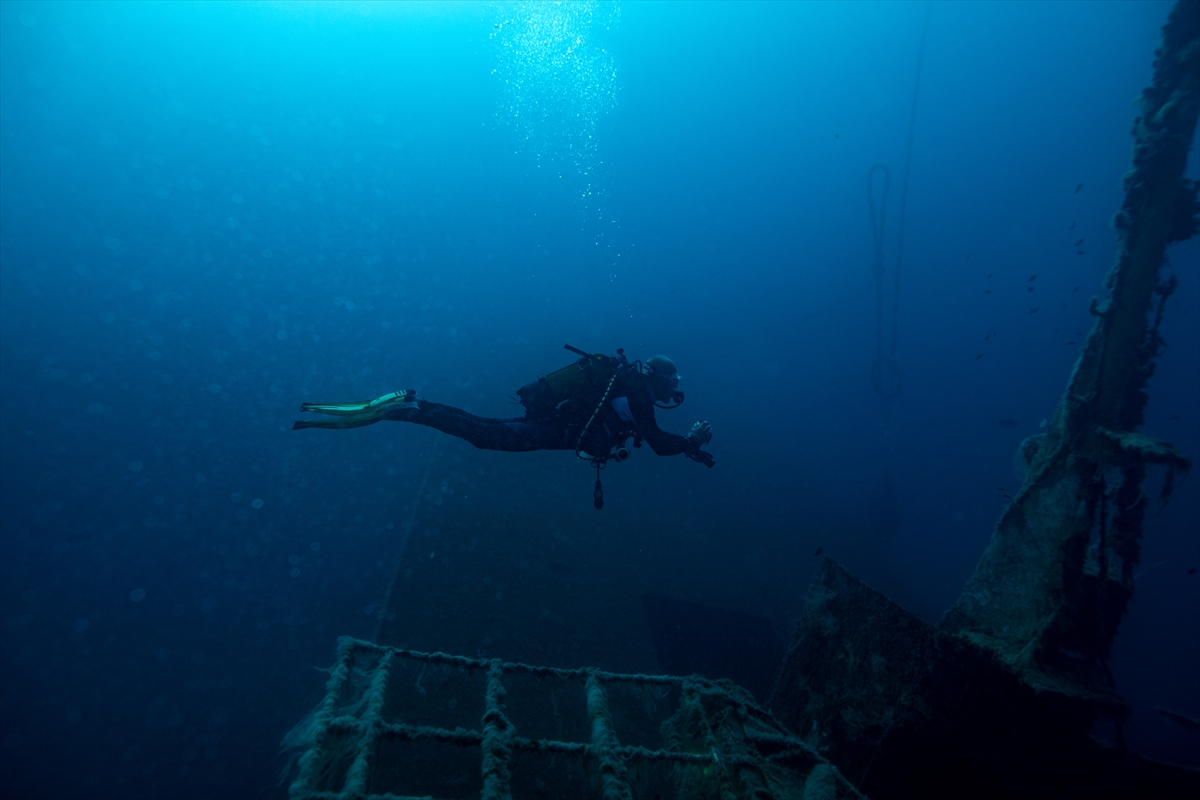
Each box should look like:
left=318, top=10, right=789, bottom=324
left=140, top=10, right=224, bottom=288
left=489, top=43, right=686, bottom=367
left=1, top=2, right=1197, bottom=796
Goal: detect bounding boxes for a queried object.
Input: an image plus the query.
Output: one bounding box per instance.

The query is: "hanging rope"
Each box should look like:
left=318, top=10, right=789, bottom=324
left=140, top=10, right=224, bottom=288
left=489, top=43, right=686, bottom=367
left=868, top=164, right=900, bottom=421
left=869, top=2, right=932, bottom=423
left=374, top=434, right=439, bottom=641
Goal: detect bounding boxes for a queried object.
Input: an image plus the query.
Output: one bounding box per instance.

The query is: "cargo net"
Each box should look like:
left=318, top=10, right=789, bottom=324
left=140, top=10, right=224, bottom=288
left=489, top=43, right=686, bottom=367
left=284, top=637, right=863, bottom=800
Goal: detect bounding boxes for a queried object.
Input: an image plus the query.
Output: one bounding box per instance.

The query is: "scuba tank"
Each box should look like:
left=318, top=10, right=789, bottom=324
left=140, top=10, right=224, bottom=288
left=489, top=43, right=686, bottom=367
left=517, top=344, right=689, bottom=510
left=516, top=345, right=628, bottom=422
left=517, top=344, right=685, bottom=419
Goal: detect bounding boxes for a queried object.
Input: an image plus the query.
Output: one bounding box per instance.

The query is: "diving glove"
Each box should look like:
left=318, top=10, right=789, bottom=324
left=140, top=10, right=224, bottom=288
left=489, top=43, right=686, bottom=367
left=685, top=420, right=715, bottom=468
left=687, top=420, right=713, bottom=447
left=292, top=390, right=419, bottom=430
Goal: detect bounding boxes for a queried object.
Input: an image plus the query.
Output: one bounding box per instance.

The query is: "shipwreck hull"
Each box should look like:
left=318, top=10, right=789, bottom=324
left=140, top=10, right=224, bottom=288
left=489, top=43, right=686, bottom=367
left=771, top=5, right=1200, bottom=796
left=769, top=560, right=1198, bottom=799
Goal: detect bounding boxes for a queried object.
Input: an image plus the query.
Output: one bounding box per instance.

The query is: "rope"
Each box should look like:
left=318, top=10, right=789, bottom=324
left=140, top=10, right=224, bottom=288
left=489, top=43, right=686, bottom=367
left=681, top=679, right=737, bottom=798
left=868, top=2, right=932, bottom=423
left=288, top=639, right=356, bottom=798
left=287, top=637, right=867, bottom=800
left=481, top=659, right=514, bottom=800
left=374, top=433, right=439, bottom=641
left=892, top=1, right=932, bottom=360
left=585, top=672, right=633, bottom=800
left=867, top=164, right=899, bottom=420
left=339, top=649, right=394, bottom=795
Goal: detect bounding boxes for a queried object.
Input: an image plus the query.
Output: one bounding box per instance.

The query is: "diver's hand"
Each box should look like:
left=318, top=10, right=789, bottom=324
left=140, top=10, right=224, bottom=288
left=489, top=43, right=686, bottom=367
left=687, top=420, right=713, bottom=447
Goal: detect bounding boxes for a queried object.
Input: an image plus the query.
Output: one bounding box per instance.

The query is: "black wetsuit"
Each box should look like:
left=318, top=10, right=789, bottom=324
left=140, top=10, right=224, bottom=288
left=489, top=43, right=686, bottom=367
left=388, top=369, right=699, bottom=460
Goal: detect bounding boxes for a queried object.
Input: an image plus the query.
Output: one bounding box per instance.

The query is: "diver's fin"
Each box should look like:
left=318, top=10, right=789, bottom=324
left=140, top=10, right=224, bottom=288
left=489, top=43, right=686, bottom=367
left=293, top=417, right=381, bottom=430
left=293, top=391, right=418, bottom=431
left=299, top=392, right=406, bottom=416
left=299, top=402, right=371, bottom=416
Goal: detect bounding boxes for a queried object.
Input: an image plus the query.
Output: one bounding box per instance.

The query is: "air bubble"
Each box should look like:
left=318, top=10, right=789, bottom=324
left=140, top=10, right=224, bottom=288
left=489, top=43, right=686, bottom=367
left=493, top=1, right=619, bottom=171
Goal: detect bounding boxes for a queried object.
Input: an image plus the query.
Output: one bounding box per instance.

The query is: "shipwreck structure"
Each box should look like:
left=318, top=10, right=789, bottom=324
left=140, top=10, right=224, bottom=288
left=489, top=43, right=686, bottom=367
left=284, top=3, right=1199, bottom=797
left=771, top=2, right=1199, bottom=796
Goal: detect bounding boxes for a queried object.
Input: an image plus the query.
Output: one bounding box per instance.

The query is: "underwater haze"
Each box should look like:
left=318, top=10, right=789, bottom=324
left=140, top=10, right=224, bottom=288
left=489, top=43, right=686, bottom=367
left=1, top=1, right=1198, bottom=797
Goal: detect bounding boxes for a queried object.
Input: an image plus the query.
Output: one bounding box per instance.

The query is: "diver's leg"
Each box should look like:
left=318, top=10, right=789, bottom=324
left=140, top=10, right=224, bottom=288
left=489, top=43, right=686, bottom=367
left=396, top=402, right=570, bottom=452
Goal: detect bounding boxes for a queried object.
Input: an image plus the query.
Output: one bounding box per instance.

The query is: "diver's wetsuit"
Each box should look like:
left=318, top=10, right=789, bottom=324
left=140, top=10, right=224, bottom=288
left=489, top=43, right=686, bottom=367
left=389, top=369, right=696, bottom=459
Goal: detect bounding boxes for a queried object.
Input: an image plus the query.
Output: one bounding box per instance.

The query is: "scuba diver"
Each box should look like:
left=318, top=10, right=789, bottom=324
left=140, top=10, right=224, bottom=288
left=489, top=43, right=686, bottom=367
left=292, top=346, right=713, bottom=507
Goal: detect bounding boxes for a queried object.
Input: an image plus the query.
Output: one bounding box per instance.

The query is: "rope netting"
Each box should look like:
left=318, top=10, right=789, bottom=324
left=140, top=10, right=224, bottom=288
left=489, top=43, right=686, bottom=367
left=286, top=637, right=863, bottom=800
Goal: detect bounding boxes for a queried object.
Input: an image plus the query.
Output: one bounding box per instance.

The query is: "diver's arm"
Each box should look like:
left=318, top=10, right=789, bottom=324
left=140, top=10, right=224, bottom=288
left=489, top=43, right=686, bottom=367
left=641, top=412, right=715, bottom=466
left=626, top=391, right=695, bottom=456
left=642, top=422, right=694, bottom=456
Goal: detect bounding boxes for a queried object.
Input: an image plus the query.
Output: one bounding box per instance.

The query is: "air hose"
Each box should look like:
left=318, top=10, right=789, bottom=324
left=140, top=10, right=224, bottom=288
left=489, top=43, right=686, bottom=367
left=575, top=369, right=622, bottom=510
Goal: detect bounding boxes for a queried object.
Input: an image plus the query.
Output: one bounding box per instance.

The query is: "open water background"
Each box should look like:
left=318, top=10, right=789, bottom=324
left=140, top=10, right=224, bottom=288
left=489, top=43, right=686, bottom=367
left=1, top=2, right=1197, bottom=797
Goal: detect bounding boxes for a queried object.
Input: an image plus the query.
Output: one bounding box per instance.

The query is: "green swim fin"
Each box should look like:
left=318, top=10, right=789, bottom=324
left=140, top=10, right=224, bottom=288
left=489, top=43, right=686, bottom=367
left=292, top=391, right=417, bottom=430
